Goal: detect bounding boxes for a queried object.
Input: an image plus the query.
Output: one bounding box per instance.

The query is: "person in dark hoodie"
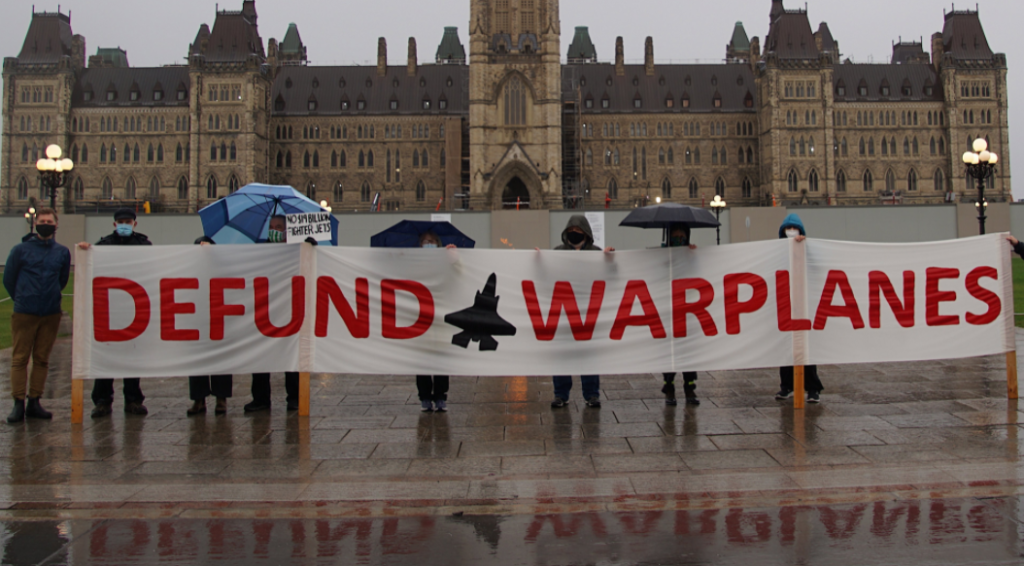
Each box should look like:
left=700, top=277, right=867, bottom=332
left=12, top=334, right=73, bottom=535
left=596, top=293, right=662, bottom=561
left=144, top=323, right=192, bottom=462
left=550, top=215, right=614, bottom=409
left=776, top=213, right=823, bottom=403
left=3, top=207, right=70, bottom=423
left=187, top=236, right=233, bottom=416
left=662, top=223, right=700, bottom=406
left=77, top=208, right=151, bottom=418
left=1006, top=236, right=1024, bottom=259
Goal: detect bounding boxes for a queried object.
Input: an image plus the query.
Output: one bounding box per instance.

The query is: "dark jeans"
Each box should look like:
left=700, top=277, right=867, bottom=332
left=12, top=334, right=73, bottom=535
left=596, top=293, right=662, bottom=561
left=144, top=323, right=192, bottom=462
left=780, top=366, right=823, bottom=393
left=416, top=375, right=449, bottom=402
left=663, top=372, right=698, bottom=390
left=92, top=379, right=144, bottom=406
left=188, top=375, right=233, bottom=401
left=251, top=372, right=298, bottom=405
left=553, top=375, right=599, bottom=401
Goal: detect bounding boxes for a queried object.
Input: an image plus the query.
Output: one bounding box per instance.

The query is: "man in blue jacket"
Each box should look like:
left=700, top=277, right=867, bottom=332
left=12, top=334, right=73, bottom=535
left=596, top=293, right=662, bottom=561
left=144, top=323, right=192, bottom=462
left=3, top=207, right=70, bottom=423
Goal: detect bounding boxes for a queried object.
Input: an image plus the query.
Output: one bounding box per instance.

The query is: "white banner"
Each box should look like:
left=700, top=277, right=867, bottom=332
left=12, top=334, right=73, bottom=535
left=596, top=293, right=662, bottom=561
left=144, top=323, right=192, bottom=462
left=72, top=235, right=1014, bottom=379
left=286, top=212, right=332, bottom=244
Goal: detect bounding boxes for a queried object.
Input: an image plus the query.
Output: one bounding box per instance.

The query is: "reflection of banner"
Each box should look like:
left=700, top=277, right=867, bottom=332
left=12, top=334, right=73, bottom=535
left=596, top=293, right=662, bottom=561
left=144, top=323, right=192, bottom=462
left=72, top=235, right=1014, bottom=379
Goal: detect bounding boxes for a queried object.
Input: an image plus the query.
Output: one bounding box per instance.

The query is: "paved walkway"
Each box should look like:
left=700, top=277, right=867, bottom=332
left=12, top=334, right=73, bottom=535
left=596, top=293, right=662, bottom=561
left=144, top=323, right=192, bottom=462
left=2, top=334, right=1024, bottom=520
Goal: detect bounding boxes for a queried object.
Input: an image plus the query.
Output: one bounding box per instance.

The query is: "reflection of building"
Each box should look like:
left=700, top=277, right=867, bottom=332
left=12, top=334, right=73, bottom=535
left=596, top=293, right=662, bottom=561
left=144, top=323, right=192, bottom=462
left=0, top=0, right=1010, bottom=213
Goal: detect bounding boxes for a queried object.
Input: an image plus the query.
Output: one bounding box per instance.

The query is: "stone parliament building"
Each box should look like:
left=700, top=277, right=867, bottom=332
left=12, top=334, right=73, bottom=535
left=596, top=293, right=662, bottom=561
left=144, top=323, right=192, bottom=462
left=0, top=0, right=1010, bottom=213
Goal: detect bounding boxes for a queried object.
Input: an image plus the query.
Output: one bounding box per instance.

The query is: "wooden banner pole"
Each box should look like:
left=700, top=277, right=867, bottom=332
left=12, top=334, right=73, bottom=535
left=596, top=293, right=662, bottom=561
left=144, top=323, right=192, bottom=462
left=1008, top=351, right=1019, bottom=400
left=71, top=379, right=84, bottom=424
left=793, top=366, right=805, bottom=410
left=299, top=372, right=311, bottom=416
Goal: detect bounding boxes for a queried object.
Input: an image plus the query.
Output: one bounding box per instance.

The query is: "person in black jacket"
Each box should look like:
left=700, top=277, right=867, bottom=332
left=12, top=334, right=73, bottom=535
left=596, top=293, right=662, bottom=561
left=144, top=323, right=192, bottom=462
left=3, top=207, right=70, bottom=423
left=77, top=208, right=150, bottom=418
left=1007, top=236, right=1024, bottom=259
left=187, top=236, right=232, bottom=416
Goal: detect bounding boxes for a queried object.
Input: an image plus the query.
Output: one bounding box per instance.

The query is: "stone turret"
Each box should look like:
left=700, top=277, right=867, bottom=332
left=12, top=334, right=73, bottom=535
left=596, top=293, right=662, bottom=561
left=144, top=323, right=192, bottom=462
left=615, top=36, right=624, bottom=76
left=408, top=37, right=417, bottom=76
left=644, top=37, right=654, bottom=76
left=377, top=37, right=387, bottom=76
left=435, top=26, right=466, bottom=64
left=567, top=26, right=597, bottom=63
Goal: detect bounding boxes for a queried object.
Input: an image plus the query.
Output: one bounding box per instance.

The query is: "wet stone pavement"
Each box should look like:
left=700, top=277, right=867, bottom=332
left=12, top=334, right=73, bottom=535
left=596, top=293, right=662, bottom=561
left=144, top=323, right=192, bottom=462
left=2, top=335, right=1024, bottom=563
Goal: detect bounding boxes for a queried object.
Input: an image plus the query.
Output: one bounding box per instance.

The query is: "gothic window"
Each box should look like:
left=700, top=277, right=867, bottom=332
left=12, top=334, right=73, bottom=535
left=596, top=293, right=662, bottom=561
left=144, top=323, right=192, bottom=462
left=16, top=178, right=28, bottom=200
left=667, top=148, right=674, bottom=165
left=720, top=147, right=727, bottom=165
left=211, top=143, right=218, bottom=161
left=863, top=170, right=873, bottom=192
left=361, top=182, right=371, bottom=202
left=836, top=170, right=847, bottom=192
left=331, top=151, right=338, bottom=168
left=661, top=178, right=671, bottom=199
left=688, top=178, right=698, bottom=199
left=339, top=150, right=346, bottom=167
left=693, top=148, right=700, bottom=164
left=504, top=76, right=527, bottom=126
left=903, top=138, right=910, bottom=155
left=416, top=181, right=426, bottom=202
left=100, top=144, right=107, bottom=163
left=712, top=147, right=719, bottom=165
left=608, top=178, right=618, bottom=199
left=312, top=150, right=319, bottom=167
left=841, top=138, right=848, bottom=157
left=148, top=144, right=154, bottom=162
left=73, top=177, right=85, bottom=200
left=413, top=150, right=420, bottom=168
left=177, top=177, right=189, bottom=200
left=359, top=151, right=365, bottom=167
left=586, top=149, right=593, bottom=166
left=787, top=170, right=798, bottom=193
left=125, top=177, right=137, bottom=199
left=206, top=175, right=218, bottom=199
left=868, top=138, right=875, bottom=156
left=148, top=177, right=160, bottom=198
left=132, top=144, right=139, bottom=163
left=367, top=151, right=374, bottom=167
left=276, top=151, right=283, bottom=168
left=440, top=149, right=445, bottom=167
left=742, top=178, right=752, bottom=198
left=747, top=147, right=753, bottom=163
left=934, top=169, right=945, bottom=192
left=613, top=148, right=620, bottom=166
left=808, top=169, right=819, bottom=192
left=890, top=137, right=897, bottom=155
left=885, top=170, right=896, bottom=193
left=306, top=181, right=316, bottom=199
left=715, top=177, right=725, bottom=197
left=333, top=182, right=343, bottom=202
left=907, top=169, right=918, bottom=192
left=912, top=138, right=919, bottom=156
left=790, top=138, right=796, bottom=156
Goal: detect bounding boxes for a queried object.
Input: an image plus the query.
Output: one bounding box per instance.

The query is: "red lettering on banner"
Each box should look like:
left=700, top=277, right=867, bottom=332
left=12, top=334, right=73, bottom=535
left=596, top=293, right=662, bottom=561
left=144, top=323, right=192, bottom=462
left=965, top=266, right=1001, bottom=325
left=672, top=278, right=718, bottom=337
left=254, top=277, right=305, bottom=337
left=723, top=273, right=768, bottom=335
left=209, top=278, right=246, bottom=340
left=871, top=500, right=920, bottom=540
left=925, top=267, right=960, bottom=326
left=93, top=277, right=151, bottom=342
left=160, top=278, right=200, bottom=341
left=316, top=277, right=370, bottom=338
left=381, top=280, right=434, bottom=339
left=522, top=281, right=606, bottom=341
left=813, top=270, right=865, bottom=330
left=610, top=280, right=667, bottom=340
left=868, top=271, right=915, bottom=328
left=775, top=271, right=811, bottom=332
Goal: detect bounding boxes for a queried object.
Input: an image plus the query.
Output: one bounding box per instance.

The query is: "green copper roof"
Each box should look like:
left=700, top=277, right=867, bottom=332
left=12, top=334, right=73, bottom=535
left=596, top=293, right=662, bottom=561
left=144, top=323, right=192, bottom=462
left=436, top=27, right=466, bottom=63
left=95, top=47, right=129, bottom=67
left=567, top=26, right=597, bottom=61
left=280, top=23, right=303, bottom=54
left=730, top=22, right=750, bottom=51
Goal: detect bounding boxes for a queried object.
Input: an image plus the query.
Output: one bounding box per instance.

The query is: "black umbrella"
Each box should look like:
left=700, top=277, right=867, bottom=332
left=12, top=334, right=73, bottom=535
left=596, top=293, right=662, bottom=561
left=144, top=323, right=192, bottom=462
left=619, top=203, right=721, bottom=229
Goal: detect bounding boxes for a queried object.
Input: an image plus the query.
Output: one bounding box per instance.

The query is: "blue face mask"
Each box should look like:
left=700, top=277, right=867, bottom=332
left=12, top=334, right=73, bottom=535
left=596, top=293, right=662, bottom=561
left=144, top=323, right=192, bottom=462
left=115, top=224, right=134, bottom=237
left=422, top=243, right=438, bottom=249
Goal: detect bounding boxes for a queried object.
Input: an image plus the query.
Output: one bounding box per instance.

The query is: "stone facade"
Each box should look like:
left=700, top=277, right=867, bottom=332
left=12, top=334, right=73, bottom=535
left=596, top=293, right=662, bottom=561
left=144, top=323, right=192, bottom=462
left=0, top=0, right=1011, bottom=214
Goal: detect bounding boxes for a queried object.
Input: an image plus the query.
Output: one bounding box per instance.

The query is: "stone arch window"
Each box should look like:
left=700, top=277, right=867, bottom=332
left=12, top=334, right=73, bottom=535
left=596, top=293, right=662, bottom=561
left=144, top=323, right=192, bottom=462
left=125, top=177, right=137, bottom=199
left=177, top=177, right=189, bottom=200
left=836, top=170, right=847, bottom=193
left=421, top=150, right=429, bottom=168
left=586, top=149, right=593, bottom=166
left=333, top=182, right=343, bottom=202
left=661, top=178, right=671, bottom=199
left=907, top=169, right=918, bottom=192
left=230, top=143, right=237, bottom=161
left=416, top=181, right=426, bottom=202
left=211, top=143, right=218, bottom=161
left=81, top=144, right=89, bottom=163
left=607, top=177, right=618, bottom=199
left=868, top=138, right=875, bottom=156
left=148, top=177, right=160, bottom=198
left=339, top=150, right=346, bottom=167
left=276, top=151, right=284, bottom=168
left=808, top=169, right=820, bottom=192
left=667, top=148, right=674, bottom=165
left=787, top=170, right=798, bottom=193
left=359, top=151, right=365, bottom=168
left=712, top=147, right=719, bottom=165
left=206, top=175, right=218, bottom=199
left=889, top=138, right=897, bottom=156
left=133, top=144, right=140, bottom=162
left=747, top=147, right=753, bottom=163
left=286, top=151, right=293, bottom=168
left=613, top=148, right=620, bottom=166
left=157, top=144, right=164, bottom=162
left=934, top=169, right=945, bottom=192
left=841, top=138, right=848, bottom=157
left=367, top=151, right=375, bottom=167
left=306, top=181, right=316, bottom=199
left=504, top=76, right=527, bottom=126
left=863, top=170, right=873, bottom=192
left=312, top=150, right=319, bottom=168
left=688, top=178, right=698, bottom=199
left=360, top=182, right=371, bottom=202
left=228, top=175, right=240, bottom=193
left=742, top=177, right=752, bottom=198
left=331, top=151, right=338, bottom=168
left=412, top=150, right=420, bottom=168
left=790, top=138, right=796, bottom=156
left=148, top=144, right=155, bottom=162
left=912, top=138, right=919, bottom=156
left=16, top=177, right=29, bottom=200
left=737, top=147, right=745, bottom=164
left=101, top=177, right=113, bottom=199
left=73, top=177, right=85, bottom=200
left=715, top=177, right=725, bottom=197
left=885, top=170, right=896, bottom=193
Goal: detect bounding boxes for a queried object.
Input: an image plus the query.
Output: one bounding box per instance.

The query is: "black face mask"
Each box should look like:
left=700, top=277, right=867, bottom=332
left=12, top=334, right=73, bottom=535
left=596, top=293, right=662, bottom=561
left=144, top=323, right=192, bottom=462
left=35, top=225, right=57, bottom=239
left=566, top=232, right=587, bottom=246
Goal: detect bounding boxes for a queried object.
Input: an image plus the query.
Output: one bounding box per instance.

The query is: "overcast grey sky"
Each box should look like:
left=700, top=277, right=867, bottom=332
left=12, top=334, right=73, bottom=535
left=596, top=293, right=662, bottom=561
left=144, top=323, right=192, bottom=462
left=2, top=0, right=1018, bottom=198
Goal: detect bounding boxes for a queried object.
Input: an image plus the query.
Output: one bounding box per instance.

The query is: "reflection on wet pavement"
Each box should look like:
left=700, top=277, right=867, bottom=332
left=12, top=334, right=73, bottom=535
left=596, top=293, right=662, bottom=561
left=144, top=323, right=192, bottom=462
left=6, top=497, right=1024, bottom=565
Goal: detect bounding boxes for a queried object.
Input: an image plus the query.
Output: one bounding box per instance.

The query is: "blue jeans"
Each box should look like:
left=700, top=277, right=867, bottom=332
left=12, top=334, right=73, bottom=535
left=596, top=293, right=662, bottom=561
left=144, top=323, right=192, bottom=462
left=553, top=375, right=599, bottom=401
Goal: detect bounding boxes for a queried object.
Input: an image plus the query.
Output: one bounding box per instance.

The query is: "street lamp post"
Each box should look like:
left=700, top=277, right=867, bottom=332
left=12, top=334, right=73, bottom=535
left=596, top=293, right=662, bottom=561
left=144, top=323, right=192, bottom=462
left=36, top=144, right=74, bottom=210
left=710, top=194, right=727, bottom=245
left=962, top=138, right=999, bottom=235
left=24, top=207, right=36, bottom=234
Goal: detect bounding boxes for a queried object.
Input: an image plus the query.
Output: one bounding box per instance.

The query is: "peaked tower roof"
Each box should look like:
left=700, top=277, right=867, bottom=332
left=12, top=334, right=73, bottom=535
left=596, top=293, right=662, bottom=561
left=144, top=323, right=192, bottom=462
left=436, top=27, right=466, bottom=63
left=729, top=22, right=750, bottom=51
left=17, top=9, right=74, bottom=65
left=567, top=26, right=598, bottom=62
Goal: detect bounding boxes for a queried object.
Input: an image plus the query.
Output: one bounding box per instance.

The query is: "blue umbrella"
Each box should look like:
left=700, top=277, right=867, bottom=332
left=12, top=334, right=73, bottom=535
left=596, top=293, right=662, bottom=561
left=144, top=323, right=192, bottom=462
left=370, top=220, right=476, bottom=249
left=198, top=183, right=339, bottom=245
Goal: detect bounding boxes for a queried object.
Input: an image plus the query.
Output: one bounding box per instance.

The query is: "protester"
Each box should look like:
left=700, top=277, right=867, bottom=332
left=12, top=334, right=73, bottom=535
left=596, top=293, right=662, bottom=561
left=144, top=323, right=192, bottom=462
left=78, top=208, right=151, bottom=418
left=1007, top=236, right=1024, bottom=259
left=187, top=236, right=232, bottom=416
left=662, top=223, right=700, bottom=406
left=3, top=208, right=70, bottom=423
left=550, top=215, right=614, bottom=409
left=245, top=215, right=304, bottom=413
left=775, top=213, right=823, bottom=404
left=416, top=231, right=456, bottom=412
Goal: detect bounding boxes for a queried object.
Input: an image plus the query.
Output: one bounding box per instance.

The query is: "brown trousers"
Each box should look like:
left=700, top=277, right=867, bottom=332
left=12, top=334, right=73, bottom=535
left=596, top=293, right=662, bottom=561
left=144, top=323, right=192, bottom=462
left=10, top=312, right=62, bottom=400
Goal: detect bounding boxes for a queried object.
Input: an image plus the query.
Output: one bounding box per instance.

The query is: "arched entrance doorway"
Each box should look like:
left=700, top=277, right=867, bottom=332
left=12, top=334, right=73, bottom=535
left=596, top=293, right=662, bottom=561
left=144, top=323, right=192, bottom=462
left=502, top=177, right=530, bottom=209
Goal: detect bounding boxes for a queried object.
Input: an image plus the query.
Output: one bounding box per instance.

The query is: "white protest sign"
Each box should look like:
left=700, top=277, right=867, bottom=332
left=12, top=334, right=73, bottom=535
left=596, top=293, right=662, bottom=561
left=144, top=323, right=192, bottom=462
left=431, top=213, right=452, bottom=223
left=585, top=212, right=606, bottom=249
left=286, top=212, right=332, bottom=244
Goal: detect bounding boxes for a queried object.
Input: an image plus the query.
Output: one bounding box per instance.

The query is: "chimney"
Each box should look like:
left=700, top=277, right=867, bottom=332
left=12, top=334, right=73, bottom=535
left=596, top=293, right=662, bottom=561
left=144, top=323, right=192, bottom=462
left=644, top=37, right=654, bottom=76
left=931, top=32, right=944, bottom=71
left=377, top=37, right=387, bottom=77
left=407, top=37, right=417, bottom=76
left=615, top=36, right=624, bottom=76
left=71, top=34, right=86, bottom=70
left=750, top=36, right=760, bottom=71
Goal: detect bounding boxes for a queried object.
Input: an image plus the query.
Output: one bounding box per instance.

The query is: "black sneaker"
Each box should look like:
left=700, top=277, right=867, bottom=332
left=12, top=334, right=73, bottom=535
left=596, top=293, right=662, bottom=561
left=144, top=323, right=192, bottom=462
left=585, top=397, right=602, bottom=409
left=286, top=399, right=299, bottom=411
left=683, top=386, right=700, bottom=406
left=90, top=403, right=113, bottom=419
left=774, top=389, right=794, bottom=400
left=807, top=391, right=821, bottom=404
left=550, top=398, right=568, bottom=409
left=124, top=402, right=148, bottom=416
left=243, top=400, right=271, bottom=413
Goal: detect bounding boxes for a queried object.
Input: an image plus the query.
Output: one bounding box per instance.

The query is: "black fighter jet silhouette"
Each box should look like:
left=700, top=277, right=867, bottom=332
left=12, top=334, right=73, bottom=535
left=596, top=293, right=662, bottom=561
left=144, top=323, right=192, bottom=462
left=444, top=273, right=517, bottom=351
